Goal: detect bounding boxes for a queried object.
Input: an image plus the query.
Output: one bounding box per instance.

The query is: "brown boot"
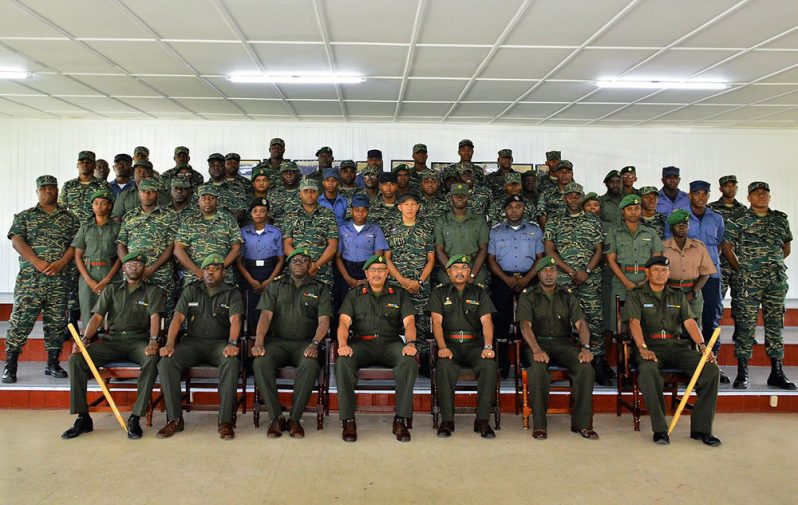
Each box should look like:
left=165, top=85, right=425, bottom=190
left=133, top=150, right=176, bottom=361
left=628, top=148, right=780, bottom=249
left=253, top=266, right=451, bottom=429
left=288, top=419, right=305, bottom=439
left=393, top=418, right=411, bottom=442
left=156, top=418, right=184, bottom=439
left=266, top=416, right=286, bottom=438
left=342, top=419, right=357, bottom=442
left=218, top=422, right=235, bottom=440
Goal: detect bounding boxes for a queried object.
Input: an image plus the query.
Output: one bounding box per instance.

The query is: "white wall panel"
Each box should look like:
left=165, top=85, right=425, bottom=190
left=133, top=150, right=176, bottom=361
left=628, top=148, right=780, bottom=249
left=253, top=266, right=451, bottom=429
left=1, top=118, right=797, bottom=303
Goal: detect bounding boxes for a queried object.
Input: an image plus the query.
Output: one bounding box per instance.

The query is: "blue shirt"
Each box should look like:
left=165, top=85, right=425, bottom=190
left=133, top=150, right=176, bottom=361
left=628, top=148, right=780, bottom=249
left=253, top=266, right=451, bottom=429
left=240, top=224, right=283, bottom=260
left=664, top=207, right=724, bottom=278
left=656, top=188, right=691, bottom=217
left=109, top=180, right=134, bottom=197
left=338, top=222, right=389, bottom=262
left=317, top=193, right=349, bottom=226
left=488, top=221, right=544, bottom=273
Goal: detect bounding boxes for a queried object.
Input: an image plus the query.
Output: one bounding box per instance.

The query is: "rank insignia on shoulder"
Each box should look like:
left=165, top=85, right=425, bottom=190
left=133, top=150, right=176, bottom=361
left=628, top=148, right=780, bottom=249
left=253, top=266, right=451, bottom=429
left=443, top=297, right=453, bottom=306
left=304, top=292, right=319, bottom=299
left=362, top=287, right=368, bottom=294
left=388, top=287, right=394, bottom=294
left=273, top=275, right=284, bottom=281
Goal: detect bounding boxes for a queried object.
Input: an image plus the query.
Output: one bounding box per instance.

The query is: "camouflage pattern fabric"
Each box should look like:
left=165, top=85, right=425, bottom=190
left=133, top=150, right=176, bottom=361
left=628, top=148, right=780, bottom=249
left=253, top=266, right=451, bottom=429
left=175, top=211, right=242, bottom=287
left=708, top=198, right=748, bottom=299
left=59, top=177, right=112, bottom=223
left=281, top=206, right=339, bottom=286
left=385, top=219, right=435, bottom=335
left=641, top=212, right=666, bottom=240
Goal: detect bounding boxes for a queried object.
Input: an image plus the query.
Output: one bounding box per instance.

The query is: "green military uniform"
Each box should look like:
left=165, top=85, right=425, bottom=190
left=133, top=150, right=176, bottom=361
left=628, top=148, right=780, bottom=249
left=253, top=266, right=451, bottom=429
left=539, top=183, right=569, bottom=220
left=281, top=205, right=339, bottom=286
left=385, top=219, right=435, bottom=336
left=428, top=280, right=497, bottom=424
left=486, top=168, right=518, bottom=200
left=433, top=205, right=490, bottom=285
left=158, top=274, right=245, bottom=425
left=72, top=214, right=121, bottom=328
left=368, top=196, right=401, bottom=230
left=641, top=213, right=666, bottom=239
left=336, top=264, right=418, bottom=420
left=418, top=194, right=449, bottom=225
left=624, top=282, right=719, bottom=435
left=175, top=209, right=242, bottom=287
left=251, top=273, right=332, bottom=422
left=708, top=182, right=748, bottom=300
left=598, top=193, right=623, bottom=230
left=269, top=186, right=301, bottom=228
left=161, top=160, right=204, bottom=193
left=59, top=176, right=112, bottom=223
left=487, top=191, right=540, bottom=227
left=517, top=280, right=595, bottom=431
left=195, top=180, right=247, bottom=220
left=537, top=151, right=560, bottom=194
left=5, top=182, right=80, bottom=355
left=447, top=160, right=486, bottom=186
left=111, top=181, right=171, bottom=220
left=68, top=274, right=164, bottom=417
left=466, top=185, right=492, bottom=216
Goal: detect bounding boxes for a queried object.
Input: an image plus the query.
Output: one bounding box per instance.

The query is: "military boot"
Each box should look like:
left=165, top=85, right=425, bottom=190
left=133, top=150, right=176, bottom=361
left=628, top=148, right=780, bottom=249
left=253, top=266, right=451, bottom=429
left=2, top=351, right=19, bottom=383
left=733, top=357, right=749, bottom=389
left=45, top=349, right=68, bottom=378
left=767, top=358, right=797, bottom=390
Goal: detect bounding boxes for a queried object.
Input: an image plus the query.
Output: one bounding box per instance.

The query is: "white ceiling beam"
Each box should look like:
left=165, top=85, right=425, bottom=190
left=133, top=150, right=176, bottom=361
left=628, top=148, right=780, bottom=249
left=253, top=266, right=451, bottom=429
left=393, top=0, right=426, bottom=120
left=312, top=0, right=347, bottom=119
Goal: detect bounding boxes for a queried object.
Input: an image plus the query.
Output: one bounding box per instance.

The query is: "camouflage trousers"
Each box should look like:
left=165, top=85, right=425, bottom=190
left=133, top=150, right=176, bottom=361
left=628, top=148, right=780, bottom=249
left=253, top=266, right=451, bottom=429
left=732, top=269, right=787, bottom=359
left=65, top=264, right=80, bottom=313
left=5, top=272, right=69, bottom=353
left=389, top=280, right=431, bottom=337
left=559, top=270, right=605, bottom=356
left=148, top=265, right=177, bottom=321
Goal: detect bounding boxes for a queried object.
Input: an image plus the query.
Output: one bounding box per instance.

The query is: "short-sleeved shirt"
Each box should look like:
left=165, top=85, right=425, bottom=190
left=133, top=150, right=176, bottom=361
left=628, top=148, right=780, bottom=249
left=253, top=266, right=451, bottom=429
left=662, top=238, right=717, bottom=281
left=598, top=193, right=623, bottom=229
left=92, top=281, right=164, bottom=339
left=317, top=193, right=350, bottom=226
left=256, top=275, right=332, bottom=340
left=605, top=223, right=664, bottom=269
left=434, top=211, right=489, bottom=259
left=175, top=281, right=245, bottom=340
left=427, top=283, right=495, bottom=337
left=384, top=220, right=435, bottom=280
left=175, top=211, right=243, bottom=263
left=543, top=212, right=603, bottom=271
left=8, top=204, right=80, bottom=276
left=664, top=208, right=725, bottom=278
left=116, top=206, right=179, bottom=257
left=339, top=285, right=415, bottom=340
left=656, top=188, right=690, bottom=217
left=72, top=219, right=120, bottom=260
left=723, top=208, right=792, bottom=274
left=240, top=224, right=283, bottom=260
left=488, top=221, right=544, bottom=273
left=624, top=284, right=694, bottom=338
left=282, top=205, right=339, bottom=259
left=516, top=284, right=584, bottom=339
left=338, top=222, right=389, bottom=262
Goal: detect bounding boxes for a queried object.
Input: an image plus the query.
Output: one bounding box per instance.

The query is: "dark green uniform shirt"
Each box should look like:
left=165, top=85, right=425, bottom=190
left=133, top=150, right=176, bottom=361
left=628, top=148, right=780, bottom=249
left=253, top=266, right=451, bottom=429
left=72, top=220, right=120, bottom=261
left=256, top=275, right=332, bottom=340
left=623, top=284, right=693, bottom=339
left=92, top=281, right=164, bottom=339
left=433, top=211, right=489, bottom=259
left=340, top=285, right=415, bottom=340
left=516, top=284, right=584, bottom=339
left=427, top=283, right=495, bottom=337
left=605, top=223, right=664, bottom=270
left=176, top=281, right=245, bottom=340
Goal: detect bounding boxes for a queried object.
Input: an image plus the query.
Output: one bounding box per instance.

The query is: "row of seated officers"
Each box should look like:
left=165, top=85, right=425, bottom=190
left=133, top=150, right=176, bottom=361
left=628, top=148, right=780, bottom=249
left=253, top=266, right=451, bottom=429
left=62, top=248, right=721, bottom=447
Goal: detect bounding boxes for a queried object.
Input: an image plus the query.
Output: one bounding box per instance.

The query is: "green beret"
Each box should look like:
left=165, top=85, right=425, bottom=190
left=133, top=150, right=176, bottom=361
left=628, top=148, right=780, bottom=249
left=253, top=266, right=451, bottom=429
left=138, top=179, right=159, bottom=191
left=174, top=146, right=189, bottom=155
left=392, top=163, right=410, bottom=174
left=449, top=183, right=469, bottom=196
left=250, top=167, right=268, bottom=180
left=638, top=186, right=658, bottom=195
left=286, top=248, right=311, bottom=262
left=504, top=172, right=521, bottom=184
left=603, top=170, right=620, bottom=183
left=748, top=181, right=770, bottom=194
left=582, top=192, right=599, bottom=205
left=564, top=182, right=584, bottom=195
left=668, top=209, right=690, bottom=226
left=90, top=189, right=113, bottom=202
left=200, top=254, right=225, bottom=269
left=299, top=178, right=319, bottom=191
left=122, top=251, right=147, bottom=264
left=535, top=256, right=557, bottom=273
left=446, top=254, right=470, bottom=269
left=619, top=166, right=636, bottom=176
left=362, top=254, right=387, bottom=270
left=498, top=149, right=513, bottom=158
left=619, top=194, right=641, bottom=209
left=198, top=184, right=220, bottom=197
left=719, top=175, right=737, bottom=186
left=78, top=150, right=96, bottom=162
left=279, top=161, right=299, bottom=173
left=36, top=175, right=58, bottom=188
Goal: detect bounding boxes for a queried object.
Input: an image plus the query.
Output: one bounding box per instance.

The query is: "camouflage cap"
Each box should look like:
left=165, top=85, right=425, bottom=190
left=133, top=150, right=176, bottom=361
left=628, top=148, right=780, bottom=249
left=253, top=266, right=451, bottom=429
left=270, top=138, right=285, bottom=147
left=619, top=194, right=641, bottom=209
left=564, top=182, right=584, bottom=195
left=132, top=159, right=153, bottom=170
left=315, top=146, right=333, bottom=156
left=362, top=254, right=387, bottom=270
left=299, top=178, right=320, bottom=191
left=534, top=255, right=557, bottom=273
left=36, top=175, right=58, bottom=188
left=504, top=172, right=521, bottom=185
left=133, top=146, right=149, bottom=156
left=645, top=256, right=670, bottom=269
left=413, top=143, right=428, bottom=154
left=392, top=163, right=410, bottom=174
left=458, top=139, right=474, bottom=148
left=287, top=247, right=311, bottom=262
left=200, top=254, right=225, bottom=269
left=445, top=254, right=470, bottom=269
left=361, top=165, right=381, bottom=176
left=420, top=168, right=439, bottom=181
left=545, top=151, right=561, bottom=162
left=339, top=160, right=356, bottom=170
left=719, top=175, right=737, bottom=186
left=280, top=161, right=299, bottom=173
left=138, top=179, right=159, bottom=192
left=498, top=149, right=513, bottom=158
left=456, top=162, right=475, bottom=174
left=582, top=192, right=599, bottom=205
left=748, top=181, right=770, bottom=194
left=397, top=193, right=420, bottom=205
left=638, top=186, right=658, bottom=195
left=90, top=189, right=114, bottom=202
left=198, top=184, right=220, bottom=197
left=555, top=160, right=573, bottom=172
left=250, top=167, right=268, bottom=179
left=619, top=165, right=636, bottom=176
left=207, top=153, right=224, bottom=162
left=667, top=209, right=690, bottom=226
left=122, top=251, right=147, bottom=264
left=170, top=177, right=191, bottom=189
left=603, top=170, right=621, bottom=183
left=174, top=146, right=189, bottom=156
left=503, top=194, right=525, bottom=208
left=449, top=183, right=469, bottom=196
left=78, top=150, right=96, bottom=162
left=225, top=152, right=240, bottom=161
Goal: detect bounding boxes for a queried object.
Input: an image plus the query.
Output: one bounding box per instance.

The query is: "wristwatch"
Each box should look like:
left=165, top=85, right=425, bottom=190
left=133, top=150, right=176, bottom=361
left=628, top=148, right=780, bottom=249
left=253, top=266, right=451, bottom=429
left=149, top=336, right=159, bottom=342
left=309, top=340, right=321, bottom=347
left=483, top=344, right=493, bottom=350
left=585, top=267, right=593, bottom=274
left=581, top=344, right=591, bottom=351
left=406, top=341, right=417, bottom=347
left=228, top=339, right=239, bottom=347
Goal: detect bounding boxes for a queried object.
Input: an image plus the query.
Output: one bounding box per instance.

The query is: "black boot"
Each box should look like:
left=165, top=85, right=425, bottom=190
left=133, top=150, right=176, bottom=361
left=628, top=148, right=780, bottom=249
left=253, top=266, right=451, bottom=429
left=593, top=356, right=615, bottom=386
left=767, top=358, right=797, bottom=390
left=45, top=349, right=68, bottom=379
left=2, top=350, right=19, bottom=384
left=733, top=357, right=749, bottom=389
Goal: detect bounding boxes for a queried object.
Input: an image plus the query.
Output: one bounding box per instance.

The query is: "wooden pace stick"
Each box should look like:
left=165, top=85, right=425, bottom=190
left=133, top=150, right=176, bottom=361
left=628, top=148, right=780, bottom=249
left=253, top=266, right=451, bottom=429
left=667, top=326, right=722, bottom=435
left=67, top=323, right=127, bottom=432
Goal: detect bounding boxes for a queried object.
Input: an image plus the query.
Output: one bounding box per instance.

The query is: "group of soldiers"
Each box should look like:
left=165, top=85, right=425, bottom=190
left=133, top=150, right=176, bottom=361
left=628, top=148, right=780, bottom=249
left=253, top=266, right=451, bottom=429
left=2, top=137, right=794, bottom=445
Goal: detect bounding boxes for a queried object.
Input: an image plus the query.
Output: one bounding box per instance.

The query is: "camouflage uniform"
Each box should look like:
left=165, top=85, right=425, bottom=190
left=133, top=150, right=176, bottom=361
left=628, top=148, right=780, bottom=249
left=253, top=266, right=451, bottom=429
left=708, top=196, right=747, bottom=299
left=282, top=206, right=339, bottom=286
left=544, top=211, right=605, bottom=356
left=724, top=207, right=792, bottom=359
left=160, top=165, right=204, bottom=192
left=252, top=159, right=283, bottom=183
left=368, top=197, right=401, bottom=230
left=485, top=169, right=518, bottom=199
left=269, top=187, right=301, bottom=228
left=640, top=213, right=666, bottom=240
left=226, top=174, right=253, bottom=207
left=175, top=211, right=242, bottom=287
left=418, top=194, right=450, bottom=226
left=111, top=182, right=171, bottom=220
left=5, top=200, right=80, bottom=354
left=385, top=219, right=435, bottom=336
left=539, top=184, right=569, bottom=220
left=59, top=177, right=112, bottom=223
left=339, top=185, right=363, bottom=201
left=466, top=186, right=492, bottom=216
left=195, top=180, right=247, bottom=219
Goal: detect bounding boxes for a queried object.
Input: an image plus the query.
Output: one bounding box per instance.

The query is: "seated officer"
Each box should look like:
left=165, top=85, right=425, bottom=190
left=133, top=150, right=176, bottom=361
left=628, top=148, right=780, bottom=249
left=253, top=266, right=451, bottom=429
left=251, top=248, right=332, bottom=439
left=335, top=255, right=418, bottom=443
left=625, top=256, right=721, bottom=446
left=62, top=252, right=163, bottom=440
left=517, top=256, right=598, bottom=441
left=156, top=254, right=244, bottom=440
left=429, top=255, right=497, bottom=439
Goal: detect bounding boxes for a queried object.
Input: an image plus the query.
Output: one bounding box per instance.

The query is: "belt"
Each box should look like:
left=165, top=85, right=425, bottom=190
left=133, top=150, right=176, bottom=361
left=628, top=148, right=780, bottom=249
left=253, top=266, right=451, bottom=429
left=446, top=332, right=476, bottom=342
left=105, top=331, right=148, bottom=339
left=359, top=335, right=379, bottom=341
left=622, top=265, right=645, bottom=274
left=88, top=261, right=110, bottom=267
left=244, top=257, right=278, bottom=269
left=668, top=279, right=696, bottom=289
left=648, top=332, right=677, bottom=340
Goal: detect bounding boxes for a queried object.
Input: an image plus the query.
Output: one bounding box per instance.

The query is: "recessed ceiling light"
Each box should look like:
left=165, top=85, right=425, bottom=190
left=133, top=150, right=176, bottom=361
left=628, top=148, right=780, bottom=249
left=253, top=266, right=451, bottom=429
left=228, top=73, right=365, bottom=84
left=0, top=71, right=32, bottom=80
left=595, top=80, right=728, bottom=90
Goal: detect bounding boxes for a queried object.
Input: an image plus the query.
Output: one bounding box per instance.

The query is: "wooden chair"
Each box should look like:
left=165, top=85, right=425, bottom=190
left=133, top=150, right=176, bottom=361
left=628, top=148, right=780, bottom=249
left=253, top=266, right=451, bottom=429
left=614, top=296, right=693, bottom=431
left=514, top=340, right=573, bottom=430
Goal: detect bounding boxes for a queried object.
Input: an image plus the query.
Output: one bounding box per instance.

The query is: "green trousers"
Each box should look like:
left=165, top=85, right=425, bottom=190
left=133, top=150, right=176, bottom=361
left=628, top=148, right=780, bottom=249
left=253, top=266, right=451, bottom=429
left=157, top=339, right=240, bottom=424
left=525, top=339, right=595, bottom=430
left=335, top=338, right=418, bottom=420
left=252, top=338, right=321, bottom=421
left=435, top=339, right=497, bottom=423
left=78, top=264, right=118, bottom=329
left=636, top=339, right=719, bottom=434
left=68, top=336, right=158, bottom=417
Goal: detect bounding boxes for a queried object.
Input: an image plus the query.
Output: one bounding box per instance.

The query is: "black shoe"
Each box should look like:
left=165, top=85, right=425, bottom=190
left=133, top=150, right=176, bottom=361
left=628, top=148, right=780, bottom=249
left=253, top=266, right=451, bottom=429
left=62, top=415, right=93, bottom=439
left=719, top=370, right=731, bottom=384
left=127, top=415, right=143, bottom=440
left=2, top=351, right=19, bottom=384
left=653, top=431, right=670, bottom=445
left=474, top=419, right=495, bottom=439
left=733, top=358, right=750, bottom=389
left=437, top=421, right=454, bottom=438
left=45, top=349, right=67, bottom=379
left=767, top=358, right=797, bottom=390
left=690, top=432, right=722, bottom=447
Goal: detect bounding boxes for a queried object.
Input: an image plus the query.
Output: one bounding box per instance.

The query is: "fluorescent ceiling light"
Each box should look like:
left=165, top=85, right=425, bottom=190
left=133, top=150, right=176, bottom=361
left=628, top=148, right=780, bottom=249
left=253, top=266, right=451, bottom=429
left=228, top=74, right=365, bottom=84
left=596, top=80, right=728, bottom=90
left=0, top=71, right=32, bottom=80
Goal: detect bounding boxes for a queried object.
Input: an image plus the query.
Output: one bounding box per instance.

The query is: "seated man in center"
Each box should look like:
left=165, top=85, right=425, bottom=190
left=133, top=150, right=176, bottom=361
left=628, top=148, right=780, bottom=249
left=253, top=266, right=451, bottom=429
left=335, top=255, right=418, bottom=443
